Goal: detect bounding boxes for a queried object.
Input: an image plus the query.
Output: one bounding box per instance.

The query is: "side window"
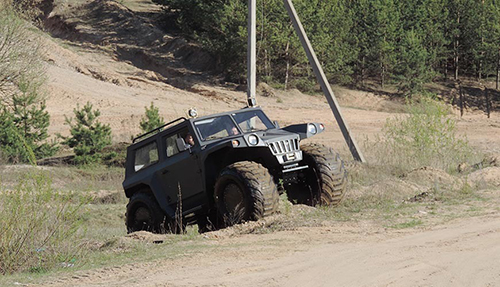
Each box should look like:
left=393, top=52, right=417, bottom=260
left=134, top=142, right=159, bottom=172
left=166, top=134, right=180, bottom=157
left=166, top=127, right=193, bottom=158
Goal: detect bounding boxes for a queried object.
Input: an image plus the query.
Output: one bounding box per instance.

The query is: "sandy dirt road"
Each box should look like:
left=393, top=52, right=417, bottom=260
left=41, top=214, right=500, bottom=287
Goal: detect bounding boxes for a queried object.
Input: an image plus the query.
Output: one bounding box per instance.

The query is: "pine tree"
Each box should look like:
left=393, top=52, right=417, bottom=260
left=358, top=0, right=400, bottom=88
left=395, top=30, right=432, bottom=95
left=350, top=0, right=371, bottom=85
left=62, top=102, right=112, bottom=165
left=0, top=80, right=57, bottom=163
left=305, top=0, right=356, bottom=84
left=139, top=102, right=165, bottom=134
left=0, top=106, right=24, bottom=163
left=256, top=0, right=296, bottom=86
left=447, top=0, right=477, bottom=80
left=481, top=0, right=500, bottom=88
left=397, top=0, right=448, bottom=78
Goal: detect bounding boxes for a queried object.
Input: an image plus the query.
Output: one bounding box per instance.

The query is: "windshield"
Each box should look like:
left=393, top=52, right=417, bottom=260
left=232, top=110, right=274, bottom=133
left=194, top=115, right=240, bottom=141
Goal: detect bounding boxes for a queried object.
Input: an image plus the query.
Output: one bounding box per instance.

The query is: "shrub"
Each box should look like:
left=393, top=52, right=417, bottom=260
left=139, top=102, right=165, bottom=134
left=373, top=94, right=476, bottom=173
left=0, top=171, right=84, bottom=274
left=62, top=102, right=113, bottom=165
left=0, top=5, right=44, bottom=103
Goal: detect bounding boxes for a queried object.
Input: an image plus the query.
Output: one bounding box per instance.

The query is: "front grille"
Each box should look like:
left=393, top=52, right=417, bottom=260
left=268, top=138, right=299, bottom=155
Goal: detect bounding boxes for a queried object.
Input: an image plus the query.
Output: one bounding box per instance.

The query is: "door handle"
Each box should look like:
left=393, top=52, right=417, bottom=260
left=162, top=169, right=169, bottom=175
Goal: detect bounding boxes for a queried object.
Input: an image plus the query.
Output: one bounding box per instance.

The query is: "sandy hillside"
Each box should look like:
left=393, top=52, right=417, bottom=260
left=16, top=0, right=500, bottom=285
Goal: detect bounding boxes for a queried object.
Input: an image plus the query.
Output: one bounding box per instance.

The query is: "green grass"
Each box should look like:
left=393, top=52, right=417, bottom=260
left=387, top=219, right=423, bottom=229
left=0, top=197, right=210, bottom=285
left=0, top=171, right=86, bottom=275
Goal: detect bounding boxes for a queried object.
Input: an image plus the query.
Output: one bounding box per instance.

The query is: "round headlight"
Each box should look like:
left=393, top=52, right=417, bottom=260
left=188, top=108, right=198, bottom=118
left=248, top=135, right=259, bottom=146
left=308, top=124, right=317, bottom=135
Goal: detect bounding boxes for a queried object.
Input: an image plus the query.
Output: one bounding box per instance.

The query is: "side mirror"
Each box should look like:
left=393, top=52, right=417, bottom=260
left=176, top=138, right=189, bottom=152
left=273, top=120, right=280, bottom=129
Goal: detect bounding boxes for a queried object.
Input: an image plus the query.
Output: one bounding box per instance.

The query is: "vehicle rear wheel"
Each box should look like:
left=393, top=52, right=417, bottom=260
left=126, top=192, right=183, bottom=234
left=214, top=161, right=279, bottom=226
left=288, top=143, right=347, bottom=206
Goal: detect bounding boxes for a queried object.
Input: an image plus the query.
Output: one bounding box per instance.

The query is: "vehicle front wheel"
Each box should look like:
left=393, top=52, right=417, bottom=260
left=287, top=143, right=347, bottom=206
left=214, top=161, right=279, bottom=226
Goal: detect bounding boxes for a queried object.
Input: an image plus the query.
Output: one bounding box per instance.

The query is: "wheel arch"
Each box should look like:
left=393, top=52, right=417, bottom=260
left=125, top=182, right=176, bottom=219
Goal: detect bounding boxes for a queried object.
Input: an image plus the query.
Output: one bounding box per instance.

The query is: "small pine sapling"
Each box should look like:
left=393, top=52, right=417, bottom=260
left=139, top=102, right=165, bottom=134
left=62, top=102, right=113, bottom=165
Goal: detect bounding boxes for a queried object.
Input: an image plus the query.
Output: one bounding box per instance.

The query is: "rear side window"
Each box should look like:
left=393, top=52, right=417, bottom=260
left=166, top=134, right=180, bottom=157
left=134, top=142, right=159, bottom=172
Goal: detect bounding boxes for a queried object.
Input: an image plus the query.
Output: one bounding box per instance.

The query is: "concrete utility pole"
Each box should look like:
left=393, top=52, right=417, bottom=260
left=282, top=0, right=365, bottom=162
left=247, top=0, right=257, bottom=107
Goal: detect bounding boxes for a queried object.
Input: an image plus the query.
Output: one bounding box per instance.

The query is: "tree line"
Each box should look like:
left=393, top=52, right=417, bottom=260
left=155, top=0, right=500, bottom=95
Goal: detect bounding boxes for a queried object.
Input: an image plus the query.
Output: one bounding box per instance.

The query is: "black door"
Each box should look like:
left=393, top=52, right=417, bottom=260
left=160, top=126, right=204, bottom=212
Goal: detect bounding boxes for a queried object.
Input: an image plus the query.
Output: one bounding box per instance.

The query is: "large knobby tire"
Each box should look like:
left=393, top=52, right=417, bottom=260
left=299, top=143, right=347, bottom=206
left=214, top=161, right=279, bottom=226
left=126, top=192, right=177, bottom=234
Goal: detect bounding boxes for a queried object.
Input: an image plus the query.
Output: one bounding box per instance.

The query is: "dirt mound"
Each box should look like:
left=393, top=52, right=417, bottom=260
left=125, top=231, right=175, bottom=243
left=204, top=204, right=318, bottom=239
left=467, top=167, right=500, bottom=188
left=257, top=82, right=276, bottom=98
left=350, top=178, right=423, bottom=202
left=205, top=216, right=284, bottom=239
left=483, top=154, right=500, bottom=167
left=403, top=166, right=463, bottom=190
left=98, top=231, right=176, bottom=252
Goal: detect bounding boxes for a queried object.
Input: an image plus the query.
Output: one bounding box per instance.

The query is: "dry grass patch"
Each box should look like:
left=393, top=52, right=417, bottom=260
left=0, top=171, right=85, bottom=274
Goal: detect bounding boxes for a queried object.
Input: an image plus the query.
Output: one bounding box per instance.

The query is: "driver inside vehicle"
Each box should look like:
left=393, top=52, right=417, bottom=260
left=230, top=126, right=240, bottom=135
left=184, top=133, right=195, bottom=147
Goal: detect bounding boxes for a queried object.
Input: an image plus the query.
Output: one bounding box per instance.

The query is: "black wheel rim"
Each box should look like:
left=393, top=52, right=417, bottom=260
left=223, top=182, right=246, bottom=221
left=132, top=206, right=152, bottom=231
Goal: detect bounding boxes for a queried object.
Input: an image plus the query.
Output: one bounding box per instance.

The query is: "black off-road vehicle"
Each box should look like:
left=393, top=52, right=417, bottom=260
left=123, top=107, right=347, bottom=233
